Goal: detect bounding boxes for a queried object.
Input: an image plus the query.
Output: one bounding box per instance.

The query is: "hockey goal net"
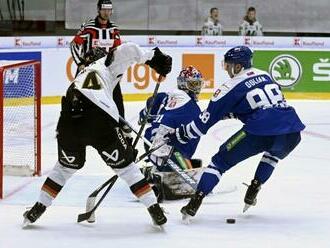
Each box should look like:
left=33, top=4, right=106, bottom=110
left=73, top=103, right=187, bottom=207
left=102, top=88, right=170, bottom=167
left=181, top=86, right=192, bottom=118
left=0, top=60, right=41, bottom=199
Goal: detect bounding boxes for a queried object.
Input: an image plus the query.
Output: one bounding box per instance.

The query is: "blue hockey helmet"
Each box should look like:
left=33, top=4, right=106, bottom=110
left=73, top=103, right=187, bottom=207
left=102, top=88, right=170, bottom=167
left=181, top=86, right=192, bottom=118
left=224, top=46, right=253, bottom=69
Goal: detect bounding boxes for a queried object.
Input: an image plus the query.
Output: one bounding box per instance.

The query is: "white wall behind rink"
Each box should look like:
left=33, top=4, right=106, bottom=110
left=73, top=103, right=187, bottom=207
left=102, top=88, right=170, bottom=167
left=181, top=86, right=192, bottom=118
left=1, top=46, right=230, bottom=98
left=3, top=35, right=330, bottom=100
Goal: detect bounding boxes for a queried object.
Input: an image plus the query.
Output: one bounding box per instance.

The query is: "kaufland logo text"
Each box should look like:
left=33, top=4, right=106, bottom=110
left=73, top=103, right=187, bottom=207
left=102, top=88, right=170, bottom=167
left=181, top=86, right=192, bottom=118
left=244, top=37, right=251, bottom=45
left=252, top=40, right=275, bottom=46
left=57, top=37, right=70, bottom=48
left=204, top=39, right=226, bottom=46
left=293, top=38, right=301, bottom=46
left=15, top=38, right=22, bottom=47
left=92, top=39, right=114, bottom=48
left=57, top=38, right=64, bottom=47
left=156, top=39, right=178, bottom=45
left=148, top=37, right=156, bottom=45
left=196, top=37, right=203, bottom=45
left=15, top=38, right=41, bottom=47
left=148, top=37, right=178, bottom=46
left=302, top=41, right=325, bottom=47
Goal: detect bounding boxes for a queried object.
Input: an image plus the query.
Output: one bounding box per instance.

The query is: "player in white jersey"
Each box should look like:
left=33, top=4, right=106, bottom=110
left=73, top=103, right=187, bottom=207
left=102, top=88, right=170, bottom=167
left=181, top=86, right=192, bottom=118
left=201, top=7, right=223, bottom=36
left=70, top=0, right=125, bottom=126
left=23, top=43, right=172, bottom=227
left=239, top=7, right=263, bottom=36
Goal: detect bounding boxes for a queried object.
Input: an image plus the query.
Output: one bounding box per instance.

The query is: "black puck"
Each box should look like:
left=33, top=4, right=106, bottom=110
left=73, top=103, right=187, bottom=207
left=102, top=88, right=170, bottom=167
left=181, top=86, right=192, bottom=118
left=226, top=218, right=236, bottom=224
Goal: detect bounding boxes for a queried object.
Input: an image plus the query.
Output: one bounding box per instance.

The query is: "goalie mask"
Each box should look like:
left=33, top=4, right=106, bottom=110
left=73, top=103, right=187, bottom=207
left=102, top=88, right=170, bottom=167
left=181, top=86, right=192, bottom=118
left=177, top=66, right=204, bottom=101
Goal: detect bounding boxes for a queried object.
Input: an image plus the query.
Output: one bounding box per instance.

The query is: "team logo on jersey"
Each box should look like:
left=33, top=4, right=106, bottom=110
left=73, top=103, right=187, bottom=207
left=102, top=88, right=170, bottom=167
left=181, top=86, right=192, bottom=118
left=61, top=150, right=76, bottom=164
left=102, top=150, right=119, bottom=162
left=269, top=54, right=302, bottom=88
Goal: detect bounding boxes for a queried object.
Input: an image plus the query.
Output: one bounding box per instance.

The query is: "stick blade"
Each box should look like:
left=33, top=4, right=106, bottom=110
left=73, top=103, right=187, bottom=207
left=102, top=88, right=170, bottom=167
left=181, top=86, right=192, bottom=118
left=77, top=211, right=92, bottom=223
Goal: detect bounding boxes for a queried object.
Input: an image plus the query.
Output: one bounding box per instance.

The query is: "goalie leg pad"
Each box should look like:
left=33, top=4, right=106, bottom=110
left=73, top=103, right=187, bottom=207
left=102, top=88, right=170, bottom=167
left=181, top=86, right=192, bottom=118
left=153, top=168, right=202, bottom=200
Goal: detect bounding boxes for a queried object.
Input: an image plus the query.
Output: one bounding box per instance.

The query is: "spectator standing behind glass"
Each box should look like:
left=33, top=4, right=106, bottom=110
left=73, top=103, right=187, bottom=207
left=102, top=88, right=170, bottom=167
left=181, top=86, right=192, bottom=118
left=201, top=8, right=223, bottom=36
left=239, top=7, right=263, bottom=36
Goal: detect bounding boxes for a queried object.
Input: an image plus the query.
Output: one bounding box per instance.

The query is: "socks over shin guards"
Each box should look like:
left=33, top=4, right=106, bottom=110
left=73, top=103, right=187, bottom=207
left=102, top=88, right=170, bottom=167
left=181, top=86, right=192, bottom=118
left=197, top=165, right=222, bottom=195
left=38, top=162, right=77, bottom=207
left=255, top=153, right=278, bottom=184
left=115, top=163, right=157, bottom=208
left=39, top=177, right=63, bottom=207
left=197, top=165, right=221, bottom=195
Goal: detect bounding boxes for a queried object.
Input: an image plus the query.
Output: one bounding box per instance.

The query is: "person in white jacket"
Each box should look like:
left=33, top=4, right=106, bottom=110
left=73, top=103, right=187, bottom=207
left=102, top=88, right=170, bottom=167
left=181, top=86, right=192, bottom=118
left=239, top=6, right=263, bottom=36
left=201, top=7, right=223, bottom=36
left=23, top=43, right=172, bottom=227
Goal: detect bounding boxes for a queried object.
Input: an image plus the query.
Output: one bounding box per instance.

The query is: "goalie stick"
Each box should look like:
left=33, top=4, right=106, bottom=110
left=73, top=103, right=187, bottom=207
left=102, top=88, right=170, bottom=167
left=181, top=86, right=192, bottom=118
left=79, top=75, right=163, bottom=223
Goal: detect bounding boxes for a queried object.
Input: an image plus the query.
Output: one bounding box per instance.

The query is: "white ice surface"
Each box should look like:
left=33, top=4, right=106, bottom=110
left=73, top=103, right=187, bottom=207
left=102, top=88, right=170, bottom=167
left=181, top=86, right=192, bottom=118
left=1, top=100, right=330, bottom=248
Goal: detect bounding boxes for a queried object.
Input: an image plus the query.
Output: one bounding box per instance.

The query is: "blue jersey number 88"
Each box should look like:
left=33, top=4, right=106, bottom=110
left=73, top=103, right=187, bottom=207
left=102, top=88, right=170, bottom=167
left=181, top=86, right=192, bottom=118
left=246, top=84, right=283, bottom=109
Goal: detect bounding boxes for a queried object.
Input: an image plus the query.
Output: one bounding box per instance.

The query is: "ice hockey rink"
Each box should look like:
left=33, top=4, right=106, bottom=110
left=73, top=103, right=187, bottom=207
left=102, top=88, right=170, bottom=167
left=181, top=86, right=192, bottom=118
left=0, top=99, right=330, bottom=248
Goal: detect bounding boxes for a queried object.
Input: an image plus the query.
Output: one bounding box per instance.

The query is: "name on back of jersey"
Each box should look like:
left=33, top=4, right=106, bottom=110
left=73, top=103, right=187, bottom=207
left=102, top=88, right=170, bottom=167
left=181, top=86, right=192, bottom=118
left=245, top=76, right=268, bottom=88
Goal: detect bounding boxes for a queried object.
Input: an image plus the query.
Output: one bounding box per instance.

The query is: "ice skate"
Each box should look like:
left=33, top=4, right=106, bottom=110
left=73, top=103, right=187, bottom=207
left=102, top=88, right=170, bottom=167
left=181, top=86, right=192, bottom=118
left=181, top=191, right=205, bottom=222
left=22, top=202, right=46, bottom=227
left=243, top=179, right=262, bottom=213
left=147, top=203, right=167, bottom=227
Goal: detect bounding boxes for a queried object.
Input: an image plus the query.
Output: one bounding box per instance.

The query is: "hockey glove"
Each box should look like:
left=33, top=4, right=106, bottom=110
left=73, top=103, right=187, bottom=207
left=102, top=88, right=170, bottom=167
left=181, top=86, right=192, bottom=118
left=222, top=112, right=237, bottom=120
left=138, top=109, right=158, bottom=125
left=145, top=47, right=172, bottom=77
left=121, top=124, right=133, bottom=144
left=138, top=108, right=148, bottom=125
left=166, top=124, right=190, bottom=145
left=121, top=125, right=138, bottom=160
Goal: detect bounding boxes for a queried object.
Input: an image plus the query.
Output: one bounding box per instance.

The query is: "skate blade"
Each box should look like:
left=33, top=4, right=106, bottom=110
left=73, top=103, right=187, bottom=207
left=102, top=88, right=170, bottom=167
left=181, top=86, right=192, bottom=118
left=243, top=204, right=251, bottom=213
left=152, top=222, right=165, bottom=231
left=182, top=213, right=193, bottom=224
left=22, top=218, right=32, bottom=228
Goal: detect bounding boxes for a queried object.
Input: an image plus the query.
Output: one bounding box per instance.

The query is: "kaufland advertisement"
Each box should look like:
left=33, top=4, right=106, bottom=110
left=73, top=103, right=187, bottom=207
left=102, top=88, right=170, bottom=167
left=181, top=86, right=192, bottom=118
left=0, top=35, right=329, bottom=102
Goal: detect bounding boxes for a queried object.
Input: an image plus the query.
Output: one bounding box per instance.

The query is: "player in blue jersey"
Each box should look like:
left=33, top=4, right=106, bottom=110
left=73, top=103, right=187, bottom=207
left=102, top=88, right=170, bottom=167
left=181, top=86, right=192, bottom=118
left=168, top=46, right=305, bottom=218
left=139, top=66, right=204, bottom=200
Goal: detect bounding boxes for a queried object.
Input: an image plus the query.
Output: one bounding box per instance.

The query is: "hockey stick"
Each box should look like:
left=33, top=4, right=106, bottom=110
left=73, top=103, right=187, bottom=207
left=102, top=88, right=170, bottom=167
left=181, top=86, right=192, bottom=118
left=78, top=138, right=167, bottom=223
left=77, top=175, right=118, bottom=223
left=120, top=117, right=198, bottom=190
left=132, top=75, right=163, bottom=148
left=135, top=140, right=168, bottom=163
left=166, top=157, right=197, bottom=190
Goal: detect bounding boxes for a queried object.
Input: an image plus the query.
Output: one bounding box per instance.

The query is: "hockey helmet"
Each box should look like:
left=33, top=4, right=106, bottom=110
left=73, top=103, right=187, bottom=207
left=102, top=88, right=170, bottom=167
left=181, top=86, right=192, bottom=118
left=224, top=46, right=253, bottom=69
left=177, top=66, right=204, bottom=97
left=85, top=47, right=107, bottom=66
left=97, top=0, right=112, bottom=10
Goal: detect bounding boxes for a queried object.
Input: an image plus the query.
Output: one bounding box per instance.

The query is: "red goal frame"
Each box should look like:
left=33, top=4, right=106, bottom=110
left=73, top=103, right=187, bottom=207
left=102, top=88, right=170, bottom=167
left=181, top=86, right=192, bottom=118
left=0, top=60, right=41, bottom=199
